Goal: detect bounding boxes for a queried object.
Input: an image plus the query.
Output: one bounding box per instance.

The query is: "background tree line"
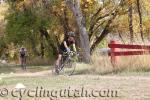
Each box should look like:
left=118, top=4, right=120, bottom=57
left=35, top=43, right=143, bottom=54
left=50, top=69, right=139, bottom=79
left=0, top=0, right=149, bottom=63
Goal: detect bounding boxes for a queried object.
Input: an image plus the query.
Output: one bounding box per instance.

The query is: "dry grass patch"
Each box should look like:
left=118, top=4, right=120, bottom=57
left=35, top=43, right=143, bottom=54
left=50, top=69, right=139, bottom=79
left=77, top=53, right=150, bottom=75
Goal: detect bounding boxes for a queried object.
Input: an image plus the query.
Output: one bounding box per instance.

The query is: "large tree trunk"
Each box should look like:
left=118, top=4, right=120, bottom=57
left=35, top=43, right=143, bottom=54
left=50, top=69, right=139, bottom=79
left=66, top=0, right=90, bottom=63
left=59, top=7, right=70, bottom=38
left=128, top=0, right=134, bottom=43
left=28, top=36, right=40, bottom=56
left=40, top=32, right=44, bottom=58
left=136, top=0, right=144, bottom=41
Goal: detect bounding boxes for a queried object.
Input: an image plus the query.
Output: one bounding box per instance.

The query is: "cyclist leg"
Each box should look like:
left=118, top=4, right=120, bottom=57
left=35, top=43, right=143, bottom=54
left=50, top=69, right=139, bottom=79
left=23, top=57, right=26, bottom=70
left=56, top=48, right=64, bottom=66
left=55, top=54, right=62, bottom=74
left=20, top=57, right=23, bottom=69
left=22, top=57, right=25, bottom=70
left=24, top=57, right=26, bottom=70
left=56, top=54, right=62, bottom=67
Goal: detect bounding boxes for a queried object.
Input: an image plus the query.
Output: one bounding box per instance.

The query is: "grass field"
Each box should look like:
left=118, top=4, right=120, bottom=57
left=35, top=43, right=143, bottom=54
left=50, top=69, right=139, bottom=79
left=0, top=53, right=150, bottom=100
left=0, top=63, right=150, bottom=100
left=0, top=73, right=150, bottom=100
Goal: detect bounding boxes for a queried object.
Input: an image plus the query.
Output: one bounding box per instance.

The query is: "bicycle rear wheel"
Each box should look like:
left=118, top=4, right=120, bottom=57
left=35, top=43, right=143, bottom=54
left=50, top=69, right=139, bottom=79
left=52, top=59, right=64, bottom=75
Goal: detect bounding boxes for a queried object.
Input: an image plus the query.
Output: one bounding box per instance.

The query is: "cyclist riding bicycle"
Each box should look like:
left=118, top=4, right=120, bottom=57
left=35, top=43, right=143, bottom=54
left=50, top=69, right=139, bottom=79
left=19, top=47, right=27, bottom=70
left=55, top=31, right=77, bottom=73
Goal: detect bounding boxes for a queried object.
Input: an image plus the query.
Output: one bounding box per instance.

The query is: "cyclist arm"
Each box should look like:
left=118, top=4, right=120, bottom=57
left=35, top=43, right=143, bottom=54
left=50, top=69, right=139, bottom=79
left=25, top=49, right=27, bottom=56
left=73, top=43, right=77, bottom=52
left=63, top=41, right=69, bottom=50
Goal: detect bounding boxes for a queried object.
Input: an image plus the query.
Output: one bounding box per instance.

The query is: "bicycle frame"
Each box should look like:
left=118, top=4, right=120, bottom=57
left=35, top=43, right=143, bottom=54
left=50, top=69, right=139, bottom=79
left=55, top=51, right=78, bottom=75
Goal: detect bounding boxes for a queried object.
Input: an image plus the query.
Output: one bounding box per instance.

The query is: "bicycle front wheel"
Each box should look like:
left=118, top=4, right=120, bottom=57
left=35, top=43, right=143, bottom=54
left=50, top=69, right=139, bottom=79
left=63, top=59, right=76, bottom=76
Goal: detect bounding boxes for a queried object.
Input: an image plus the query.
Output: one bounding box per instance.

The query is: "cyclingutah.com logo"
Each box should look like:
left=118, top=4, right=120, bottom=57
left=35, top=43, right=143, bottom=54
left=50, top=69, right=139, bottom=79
left=0, top=86, right=119, bottom=99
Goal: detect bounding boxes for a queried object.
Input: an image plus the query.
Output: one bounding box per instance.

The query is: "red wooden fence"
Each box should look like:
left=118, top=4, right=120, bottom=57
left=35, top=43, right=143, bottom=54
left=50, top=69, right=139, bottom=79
left=108, top=40, right=150, bottom=66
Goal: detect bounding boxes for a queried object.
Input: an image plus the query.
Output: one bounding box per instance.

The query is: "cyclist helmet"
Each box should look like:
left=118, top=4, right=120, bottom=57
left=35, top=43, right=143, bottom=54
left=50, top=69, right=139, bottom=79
left=67, top=31, right=75, bottom=37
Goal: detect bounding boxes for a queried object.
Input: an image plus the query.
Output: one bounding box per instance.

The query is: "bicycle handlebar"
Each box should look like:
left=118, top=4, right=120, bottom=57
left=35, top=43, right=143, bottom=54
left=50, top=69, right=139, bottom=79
left=63, top=51, right=79, bottom=56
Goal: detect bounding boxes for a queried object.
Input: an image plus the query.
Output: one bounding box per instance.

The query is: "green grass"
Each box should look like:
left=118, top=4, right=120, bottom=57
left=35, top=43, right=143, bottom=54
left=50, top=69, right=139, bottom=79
left=0, top=63, right=150, bottom=99
left=0, top=73, right=150, bottom=100
left=0, top=76, right=93, bottom=89
left=1, top=62, right=150, bottom=76
left=0, top=75, right=120, bottom=100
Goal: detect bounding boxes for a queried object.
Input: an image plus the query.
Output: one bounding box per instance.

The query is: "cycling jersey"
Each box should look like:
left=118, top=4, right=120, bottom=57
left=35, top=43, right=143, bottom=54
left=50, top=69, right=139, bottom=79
left=59, top=37, right=75, bottom=54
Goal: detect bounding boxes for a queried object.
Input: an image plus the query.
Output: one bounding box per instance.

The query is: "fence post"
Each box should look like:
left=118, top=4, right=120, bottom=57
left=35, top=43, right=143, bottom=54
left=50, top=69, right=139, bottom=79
left=110, top=40, right=117, bottom=67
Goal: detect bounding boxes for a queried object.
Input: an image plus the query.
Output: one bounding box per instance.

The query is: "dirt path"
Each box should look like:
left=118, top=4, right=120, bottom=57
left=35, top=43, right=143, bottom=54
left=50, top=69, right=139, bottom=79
left=0, top=70, right=150, bottom=100
left=1, top=69, right=150, bottom=80
left=0, top=70, right=51, bottom=78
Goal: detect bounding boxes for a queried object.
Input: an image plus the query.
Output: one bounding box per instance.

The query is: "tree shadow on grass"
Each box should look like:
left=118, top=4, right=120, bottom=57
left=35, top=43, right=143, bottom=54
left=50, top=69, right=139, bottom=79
left=73, top=66, right=150, bottom=75
left=132, top=66, right=150, bottom=72
left=99, top=67, right=127, bottom=75
left=73, top=68, right=127, bottom=75
left=0, top=65, right=19, bottom=74
left=0, top=64, right=50, bottom=74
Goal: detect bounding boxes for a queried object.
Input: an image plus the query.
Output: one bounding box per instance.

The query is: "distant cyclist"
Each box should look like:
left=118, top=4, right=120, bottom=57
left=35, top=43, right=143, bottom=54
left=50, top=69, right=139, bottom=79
left=19, top=47, right=27, bottom=70
left=55, top=31, right=77, bottom=73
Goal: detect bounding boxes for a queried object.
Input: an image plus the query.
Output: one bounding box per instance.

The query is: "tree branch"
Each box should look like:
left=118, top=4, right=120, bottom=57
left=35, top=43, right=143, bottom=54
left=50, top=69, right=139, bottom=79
left=89, top=20, right=105, bottom=40
left=89, top=8, right=116, bottom=37
left=90, top=11, right=118, bottom=54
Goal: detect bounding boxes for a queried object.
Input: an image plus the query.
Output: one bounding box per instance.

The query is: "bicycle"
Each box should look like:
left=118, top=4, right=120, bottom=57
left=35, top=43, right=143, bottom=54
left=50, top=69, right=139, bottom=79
left=52, top=51, right=79, bottom=76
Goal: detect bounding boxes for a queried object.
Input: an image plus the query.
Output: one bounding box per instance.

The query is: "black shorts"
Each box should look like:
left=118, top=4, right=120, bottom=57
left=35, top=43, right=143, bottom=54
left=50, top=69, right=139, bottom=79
left=58, top=48, right=67, bottom=55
